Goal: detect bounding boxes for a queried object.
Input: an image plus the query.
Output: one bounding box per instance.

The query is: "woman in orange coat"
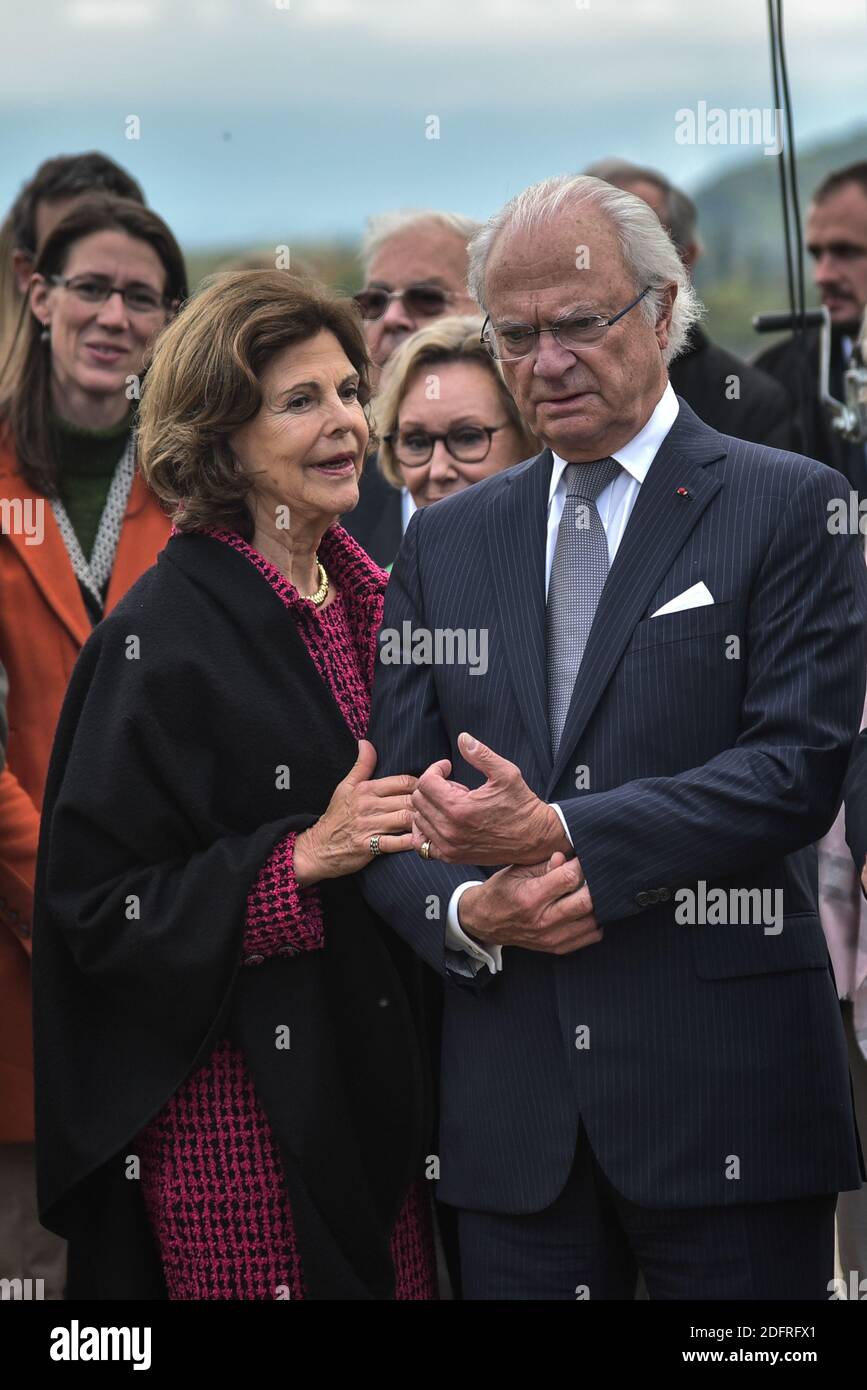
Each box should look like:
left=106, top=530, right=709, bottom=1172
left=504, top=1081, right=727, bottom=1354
left=0, top=193, right=186, bottom=1296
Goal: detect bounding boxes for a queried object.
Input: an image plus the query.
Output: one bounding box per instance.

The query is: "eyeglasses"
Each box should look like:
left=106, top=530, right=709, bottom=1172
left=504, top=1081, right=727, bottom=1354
left=481, top=286, right=653, bottom=362
left=49, top=274, right=174, bottom=315
left=353, top=284, right=452, bottom=322
left=385, top=423, right=511, bottom=467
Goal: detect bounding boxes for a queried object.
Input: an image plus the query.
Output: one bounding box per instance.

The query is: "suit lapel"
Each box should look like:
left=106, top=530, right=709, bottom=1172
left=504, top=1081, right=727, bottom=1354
left=546, top=405, right=726, bottom=796
left=485, top=450, right=555, bottom=782
left=370, top=487, right=402, bottom=566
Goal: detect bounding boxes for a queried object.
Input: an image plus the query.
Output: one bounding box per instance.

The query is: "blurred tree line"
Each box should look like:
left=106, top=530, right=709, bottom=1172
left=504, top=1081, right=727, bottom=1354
left=184, top=124, right=867, bottom=367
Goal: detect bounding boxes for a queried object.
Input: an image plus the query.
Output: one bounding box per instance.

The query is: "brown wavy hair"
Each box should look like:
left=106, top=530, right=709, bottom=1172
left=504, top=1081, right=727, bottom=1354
left=0, top=152, right=146, bottom=370
left=0, top=194, right=187, bottom=497
left=137, top=270, right=375, bottom=540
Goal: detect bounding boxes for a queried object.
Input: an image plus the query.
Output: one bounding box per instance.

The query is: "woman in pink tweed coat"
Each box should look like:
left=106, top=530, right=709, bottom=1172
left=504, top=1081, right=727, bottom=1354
left=33, top=271, right=438, bottom=1301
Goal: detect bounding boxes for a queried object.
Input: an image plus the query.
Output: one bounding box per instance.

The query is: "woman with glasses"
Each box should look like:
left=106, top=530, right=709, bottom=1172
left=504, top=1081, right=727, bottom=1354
left=340, top=211, right=481, bottom=567
left=0, top=152, right=145, bottom=370
left=0, top=194, right=185, bottom=1298
left=374, top=315, right=538, bottom=564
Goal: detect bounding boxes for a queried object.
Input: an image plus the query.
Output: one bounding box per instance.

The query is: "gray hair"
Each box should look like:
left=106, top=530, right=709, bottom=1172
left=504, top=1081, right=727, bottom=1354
left=361, top=208, right=483, bottom=276
left=583, top=158, right=701, bottom=260
left=467, top=174, right=703, bottom=364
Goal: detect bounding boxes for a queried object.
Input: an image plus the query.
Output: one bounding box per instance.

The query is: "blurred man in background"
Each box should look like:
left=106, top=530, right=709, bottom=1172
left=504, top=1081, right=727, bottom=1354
left=342, top=209, right=481, bottom=565
left=587, top=158, right=797, bottom=451
left=355, top=209, right=480, bottom=379
left=0, top=152, right=144, bottom=368
left=755, top=162, right=867, bottom=495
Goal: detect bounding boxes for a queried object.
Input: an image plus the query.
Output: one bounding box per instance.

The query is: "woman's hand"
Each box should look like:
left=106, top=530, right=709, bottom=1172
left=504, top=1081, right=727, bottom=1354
left=294, top=740, right=417, bottom=885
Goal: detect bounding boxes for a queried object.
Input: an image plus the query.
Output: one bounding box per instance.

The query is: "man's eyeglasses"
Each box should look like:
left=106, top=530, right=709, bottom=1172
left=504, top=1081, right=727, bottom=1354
left=49, top=274, right=174, bottom=315
left=481, top=286, right=653, bottom=362
left=354, top=284, right=452, bottom=322
left=385, top=423, right=510, bottom=467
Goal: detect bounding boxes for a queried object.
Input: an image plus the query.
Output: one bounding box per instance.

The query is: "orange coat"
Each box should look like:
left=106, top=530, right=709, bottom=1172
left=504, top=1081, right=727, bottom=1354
left=0, top=439, right=171, bottom=1140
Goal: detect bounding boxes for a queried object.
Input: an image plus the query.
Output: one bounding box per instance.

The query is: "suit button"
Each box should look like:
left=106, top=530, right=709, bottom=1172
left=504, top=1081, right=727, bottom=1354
left=646, top=889, right=660, bottom=905
left=8, top=909, right=18, bottom=924
left=19, top=922, right=30, bottom=938
left=244, top=953, right=265, bottom=966
left=636, top=891, right=650, bottom=907
left=658, top=887, right=671, bottom=902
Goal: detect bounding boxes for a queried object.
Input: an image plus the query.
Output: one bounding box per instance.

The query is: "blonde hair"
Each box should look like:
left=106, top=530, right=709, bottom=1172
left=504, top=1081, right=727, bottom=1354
left=375, top=314, right=538, bottom=488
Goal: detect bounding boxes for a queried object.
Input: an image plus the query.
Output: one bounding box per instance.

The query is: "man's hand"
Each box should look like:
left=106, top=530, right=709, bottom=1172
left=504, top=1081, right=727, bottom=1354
left=458, top=851, right=601, bottom=955
left=861, top=853, right=867, bottom=896
left=411, top=732, right=572, bottom=865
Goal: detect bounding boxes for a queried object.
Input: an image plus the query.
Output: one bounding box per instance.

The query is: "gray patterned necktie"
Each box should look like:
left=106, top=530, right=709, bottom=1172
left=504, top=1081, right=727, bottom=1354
left=547, top=456, right=621, bottom=754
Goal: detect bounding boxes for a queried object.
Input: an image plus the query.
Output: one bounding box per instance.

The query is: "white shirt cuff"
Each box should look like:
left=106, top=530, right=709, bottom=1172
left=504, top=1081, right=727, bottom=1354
left=446, top=881, right=503, bottom=974
left=551, top=802, right=574, bottom=846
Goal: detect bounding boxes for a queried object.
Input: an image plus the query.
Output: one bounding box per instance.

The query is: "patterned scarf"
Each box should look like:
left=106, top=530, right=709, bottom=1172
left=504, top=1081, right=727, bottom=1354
left=49, top=434, right=136, bottom=612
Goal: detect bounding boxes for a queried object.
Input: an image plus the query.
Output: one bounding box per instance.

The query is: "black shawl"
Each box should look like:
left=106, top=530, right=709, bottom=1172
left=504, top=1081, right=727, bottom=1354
left=32, top=529, right=431, bottom=1300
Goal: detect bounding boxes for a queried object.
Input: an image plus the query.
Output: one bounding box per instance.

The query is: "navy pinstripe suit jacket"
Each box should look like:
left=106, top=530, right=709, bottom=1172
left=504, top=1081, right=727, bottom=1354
left=361, top=398, right=867, bottom=1214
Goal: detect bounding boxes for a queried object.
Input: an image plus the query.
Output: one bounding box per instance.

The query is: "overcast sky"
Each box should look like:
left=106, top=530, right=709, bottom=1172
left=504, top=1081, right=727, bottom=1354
left=0, top=0, right=864, bottom=247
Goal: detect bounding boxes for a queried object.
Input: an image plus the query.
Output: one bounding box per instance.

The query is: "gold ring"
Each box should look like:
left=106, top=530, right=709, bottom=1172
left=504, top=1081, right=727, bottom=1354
left=419, top=839, right=432, bottom=860
left=369, top=833, right=381, bottom=857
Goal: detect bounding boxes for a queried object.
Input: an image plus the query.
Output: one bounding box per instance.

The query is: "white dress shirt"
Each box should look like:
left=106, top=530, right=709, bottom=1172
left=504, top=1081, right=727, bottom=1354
left=401, top=487, right=416, bottom=536
left=444, top=383, right=680, bottom=975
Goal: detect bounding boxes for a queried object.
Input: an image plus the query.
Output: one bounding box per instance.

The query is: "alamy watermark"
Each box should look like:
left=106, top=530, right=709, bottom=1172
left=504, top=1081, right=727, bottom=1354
left=675, top=880, right=783, bottom=935
left=378, top=622, right=488, bottom=675
left=675, top=102, right=783, bottom=156
left=828, top=1270, right=867, bottom=1299
left=0, top=497, right=44, bottom=545
left=828, top=492, right=867, bottom=534
left=49, top=1321, right=151, bottom=1370
left=1, top=1276, right=44, bottom=1299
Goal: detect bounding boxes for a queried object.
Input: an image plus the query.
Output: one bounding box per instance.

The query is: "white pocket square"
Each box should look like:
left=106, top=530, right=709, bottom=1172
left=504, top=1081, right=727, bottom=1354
left=651, top=581, right=715, bottom=617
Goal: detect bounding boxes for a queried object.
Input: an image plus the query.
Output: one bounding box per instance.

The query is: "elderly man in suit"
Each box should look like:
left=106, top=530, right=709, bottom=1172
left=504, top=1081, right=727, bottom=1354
left=362, top=173, right=867, bottom=1300
left=585, top=158, right=798, bottom=453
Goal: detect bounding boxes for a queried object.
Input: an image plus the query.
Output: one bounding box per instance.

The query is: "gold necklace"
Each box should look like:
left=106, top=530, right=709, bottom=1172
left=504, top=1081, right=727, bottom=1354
left=301, top=558, right=329, bottom=606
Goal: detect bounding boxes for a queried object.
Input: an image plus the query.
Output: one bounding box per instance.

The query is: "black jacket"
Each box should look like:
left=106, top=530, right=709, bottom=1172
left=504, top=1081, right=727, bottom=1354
left=845, top=729, right=867, bottom=882
left=669, top=326, right=799, bottom=451
left=33, top=527, right=431, bottom=1299
left=362, top=399, right=866, bottom=1213
left=754, top=326, right=867, bottom=496
left=341, top=457, right=403, bottom=569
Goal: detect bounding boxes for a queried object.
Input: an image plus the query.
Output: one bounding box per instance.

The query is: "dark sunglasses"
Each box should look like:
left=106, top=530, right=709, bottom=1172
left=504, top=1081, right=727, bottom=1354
left=353, top=284, right=452, bottom=322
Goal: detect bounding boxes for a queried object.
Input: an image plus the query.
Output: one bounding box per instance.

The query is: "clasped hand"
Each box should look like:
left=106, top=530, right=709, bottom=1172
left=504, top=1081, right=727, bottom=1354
left=412, top=731, right=600, bottom=955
